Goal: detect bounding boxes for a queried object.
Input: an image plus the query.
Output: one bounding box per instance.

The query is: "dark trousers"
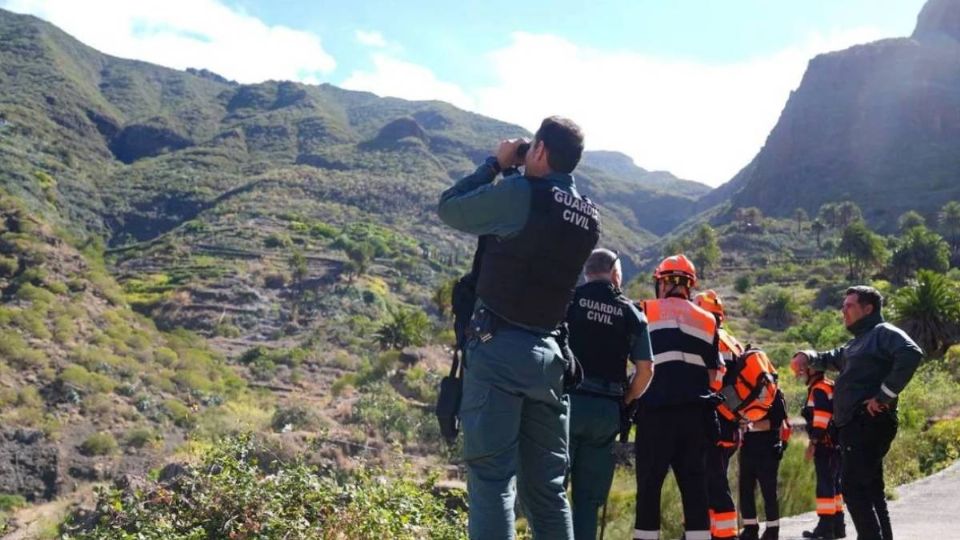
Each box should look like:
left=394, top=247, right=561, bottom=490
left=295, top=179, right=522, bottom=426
left=839, top=411, right=897, bottom=540
left=707, top=443, right=738, bottom=538
left=634, top=405, right=711, bottom=538
left=814, top=444, right=843, bottom=517
left=739, top=430, right=781, bottom=526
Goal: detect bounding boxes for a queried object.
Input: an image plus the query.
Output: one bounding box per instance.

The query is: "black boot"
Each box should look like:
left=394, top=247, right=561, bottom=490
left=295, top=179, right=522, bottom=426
left=833, top=513, right=847, bottom=539
left=760, top=526, right=778, bottom=540
left=802, top=516, right=836, bottom=539
left=740, top=525, right=760, bottom=540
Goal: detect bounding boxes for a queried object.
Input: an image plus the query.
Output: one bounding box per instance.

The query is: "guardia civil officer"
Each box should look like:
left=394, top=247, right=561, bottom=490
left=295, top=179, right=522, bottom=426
left=791, top=286, right=922, bottom=540
left=438, top=116, right=600, bottom=540
left=633, top=255, right=720, bottom=540
left=565, top=248, right=654, bottom=540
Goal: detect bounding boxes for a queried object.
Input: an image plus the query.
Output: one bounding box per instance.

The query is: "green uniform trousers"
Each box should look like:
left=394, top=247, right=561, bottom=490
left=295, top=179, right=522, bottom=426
left=568, top=393, right=620, bottom=540
left=461, top=326, right=573, bottom=540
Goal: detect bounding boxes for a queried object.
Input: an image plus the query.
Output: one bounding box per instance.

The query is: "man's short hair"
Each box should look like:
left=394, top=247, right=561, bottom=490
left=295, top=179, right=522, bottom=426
left=585, top=248, right=618, bottom=276
left=846, top=285, right=883, bottom=313
left=534, top=116, right=584, bottom=174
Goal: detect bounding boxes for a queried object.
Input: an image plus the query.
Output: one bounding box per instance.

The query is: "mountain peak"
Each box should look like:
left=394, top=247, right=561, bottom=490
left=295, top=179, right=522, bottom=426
left=913, top=0, right=960, bottom=42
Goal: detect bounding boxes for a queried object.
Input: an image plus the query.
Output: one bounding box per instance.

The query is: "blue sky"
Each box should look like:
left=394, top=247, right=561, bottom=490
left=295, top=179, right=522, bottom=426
left=3, top=0, right=928, bottom=185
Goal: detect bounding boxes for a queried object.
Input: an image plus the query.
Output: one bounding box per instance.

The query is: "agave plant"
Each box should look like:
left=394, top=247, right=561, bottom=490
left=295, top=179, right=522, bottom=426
left=891, top=270, right=960, bottom=357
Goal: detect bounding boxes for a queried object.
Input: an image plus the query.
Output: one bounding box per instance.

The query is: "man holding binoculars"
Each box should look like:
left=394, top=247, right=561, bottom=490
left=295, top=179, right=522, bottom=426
left=438, top=116, right=601, bottom=540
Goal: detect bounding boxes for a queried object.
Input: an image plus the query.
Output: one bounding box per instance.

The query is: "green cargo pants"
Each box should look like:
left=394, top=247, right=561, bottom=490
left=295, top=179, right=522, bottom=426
left=568, top=393, right=620, bottom=540
left=461, top=326, right=573, bottom=540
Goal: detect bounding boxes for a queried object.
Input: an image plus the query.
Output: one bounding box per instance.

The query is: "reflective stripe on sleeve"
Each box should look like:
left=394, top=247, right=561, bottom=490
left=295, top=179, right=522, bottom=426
left=633, top=530, right=660, bottom=539
left=881, top=384, right=898, bottom=398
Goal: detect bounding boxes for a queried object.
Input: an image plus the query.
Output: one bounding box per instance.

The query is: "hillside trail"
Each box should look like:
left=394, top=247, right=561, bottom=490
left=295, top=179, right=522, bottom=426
left=778, top=459, right=960, bottom=539
left=3, top=485, right=95, bottom=540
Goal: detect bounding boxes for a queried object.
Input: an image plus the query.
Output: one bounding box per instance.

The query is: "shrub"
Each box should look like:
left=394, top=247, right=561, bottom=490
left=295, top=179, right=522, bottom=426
left=734, top=274, right=752, bottom=294
left=0, top=494, right=26, bottom=512
left=163, top=399, right=196, bottom=429
left=270, top=405, right=323, bottom=433
left=79, top=432, right=118, bottom=456
left=124, top=428, right=159, bottom=449
left=62, top=435, right=466, bottom=539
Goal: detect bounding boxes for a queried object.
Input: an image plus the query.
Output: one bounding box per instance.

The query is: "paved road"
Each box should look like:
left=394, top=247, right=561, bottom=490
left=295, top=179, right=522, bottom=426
left=778, top=460, right=960, bottom=539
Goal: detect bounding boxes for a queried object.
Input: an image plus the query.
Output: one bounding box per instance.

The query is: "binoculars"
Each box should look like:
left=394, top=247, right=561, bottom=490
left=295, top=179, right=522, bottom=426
left=517, top=142, right=530, bottom=159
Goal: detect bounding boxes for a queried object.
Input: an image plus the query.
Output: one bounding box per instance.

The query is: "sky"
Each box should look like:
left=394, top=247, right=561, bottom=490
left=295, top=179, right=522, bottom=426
left=2, top=0, right=928, bottom=186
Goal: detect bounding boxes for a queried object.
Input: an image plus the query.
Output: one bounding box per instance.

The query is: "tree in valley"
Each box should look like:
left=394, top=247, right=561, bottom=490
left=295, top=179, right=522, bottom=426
left=690, top=223, right=721, bottom=278
left=811, top=219, right=826, bottom=248
left=889, top=226, right=950, bottom=284
left=836, top=201, right=863, bottom=229
left=892, top=270, right=960, bottom=356
left=344, top=242, right=375, bottom=281
left=897, top=210, right=926, bottom=233
left=740, top=207, right=764, bottom=233
left=838, top=221, right=887, bottom=279
left=794, top=208, right=808, bottom=234
left=939, top=200, right=960, bottom=255
left=818, top=202, right=839, bottom=229
left=375, top=307, right=430, bottom=350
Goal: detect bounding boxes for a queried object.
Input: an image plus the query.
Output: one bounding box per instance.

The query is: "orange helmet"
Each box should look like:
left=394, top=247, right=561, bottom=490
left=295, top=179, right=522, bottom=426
left=694, top=290, right=724, bottom=320
left=653, top=254, right=697, bottom=288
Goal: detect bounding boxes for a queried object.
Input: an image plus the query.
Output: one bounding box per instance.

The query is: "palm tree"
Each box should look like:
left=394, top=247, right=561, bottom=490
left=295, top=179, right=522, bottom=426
left=892, top=270, right=960, bottom=356
left=897, top=210, right=926, bottom=233
left=939, top=200, right=960, bottom=253
left=836, top=201, right=863, bottom=229
left=818, top=203, right=838, bottom=229
left=794, top=208, right=808, bottom=234
left=811, top=219, right=826, bottom=248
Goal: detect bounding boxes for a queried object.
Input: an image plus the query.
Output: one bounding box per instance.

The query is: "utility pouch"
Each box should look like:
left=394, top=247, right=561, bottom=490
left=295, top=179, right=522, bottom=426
left=436, top=348, right=464, bottom=445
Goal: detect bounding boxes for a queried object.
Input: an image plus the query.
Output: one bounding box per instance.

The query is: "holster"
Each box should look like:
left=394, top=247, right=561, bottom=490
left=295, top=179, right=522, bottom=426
left=435, top=348, right=464, bottom=445
left=554, top=322, right=583, bottom=392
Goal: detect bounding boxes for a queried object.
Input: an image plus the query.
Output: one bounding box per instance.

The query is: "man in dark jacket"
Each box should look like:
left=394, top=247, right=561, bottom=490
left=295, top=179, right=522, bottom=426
left=438, top=117, right=600, bottom=539
left=566, top=248, right=653, bottom=540
left=791, top=286, right=923, bottom=540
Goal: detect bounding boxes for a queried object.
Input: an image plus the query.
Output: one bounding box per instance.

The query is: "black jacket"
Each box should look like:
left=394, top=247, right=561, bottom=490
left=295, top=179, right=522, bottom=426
left=803, top=312, right=923, bottom=427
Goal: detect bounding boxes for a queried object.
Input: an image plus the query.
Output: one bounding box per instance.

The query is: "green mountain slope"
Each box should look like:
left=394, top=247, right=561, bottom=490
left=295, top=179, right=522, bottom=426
left=0, top=8, right=703, bottom=340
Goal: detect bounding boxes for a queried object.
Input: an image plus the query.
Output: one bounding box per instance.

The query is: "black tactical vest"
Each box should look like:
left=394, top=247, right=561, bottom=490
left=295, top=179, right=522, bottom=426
left=476, top=179, right=601, bottom=330
left=567, top=281, right=634, bottom=384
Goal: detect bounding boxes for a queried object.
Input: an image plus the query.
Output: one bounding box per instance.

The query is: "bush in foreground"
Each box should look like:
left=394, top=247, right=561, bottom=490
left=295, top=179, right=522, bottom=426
left=62, top=434, right=466, bottom=540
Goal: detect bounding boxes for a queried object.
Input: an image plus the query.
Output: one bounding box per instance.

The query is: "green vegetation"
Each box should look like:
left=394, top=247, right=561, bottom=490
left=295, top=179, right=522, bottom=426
left=79, top=433, right=118, bottom=456
left=63, top=435, right=466, bottom=540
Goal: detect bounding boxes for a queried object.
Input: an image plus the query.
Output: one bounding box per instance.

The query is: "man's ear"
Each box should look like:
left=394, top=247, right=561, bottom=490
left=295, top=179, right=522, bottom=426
left=864, top=302, right=875, bottom=315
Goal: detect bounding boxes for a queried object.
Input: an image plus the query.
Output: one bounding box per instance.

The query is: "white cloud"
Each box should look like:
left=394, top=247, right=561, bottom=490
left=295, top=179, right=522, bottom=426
left=2, top=0, right=336, bottom=84
left=355, top=30, right=387, bottom=48
left=341, top=53, right=475, bottom=110
left=473, top=29, right=885, bottom=186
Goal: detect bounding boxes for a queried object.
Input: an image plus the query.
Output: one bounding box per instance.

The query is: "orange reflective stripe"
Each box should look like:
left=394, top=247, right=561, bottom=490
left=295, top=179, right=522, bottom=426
left=813, top=379, right=834, bottom=397
left=717, top=403, right=737, bottom=421
left=711, top=511, right=737, bottom=538
left=813, top=411, right=832, bottom=428
left=816, top=498, right=837, bottom=515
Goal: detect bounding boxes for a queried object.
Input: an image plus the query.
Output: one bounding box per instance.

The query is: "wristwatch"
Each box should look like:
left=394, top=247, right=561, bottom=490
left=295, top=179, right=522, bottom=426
left=484, top=156, right=502, bottom=174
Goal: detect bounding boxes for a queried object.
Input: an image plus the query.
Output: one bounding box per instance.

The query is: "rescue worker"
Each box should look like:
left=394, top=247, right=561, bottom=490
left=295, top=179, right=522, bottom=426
left=793, top=360, right=846, bottom=539
left=694, top=290, right=743, bottom=540
left=791, top=286, right=923, bottom=540
left=738, top=388, right=788, bottom=540
left=633, top=255, right=720, bottom=540
left=566, top=248, right=654, bottom=540
left=438, top=116, right=600, bottom=540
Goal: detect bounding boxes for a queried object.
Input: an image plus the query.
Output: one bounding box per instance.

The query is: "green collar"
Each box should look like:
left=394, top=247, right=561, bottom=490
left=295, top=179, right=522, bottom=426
left=847, top=310, right=884, bottom=337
